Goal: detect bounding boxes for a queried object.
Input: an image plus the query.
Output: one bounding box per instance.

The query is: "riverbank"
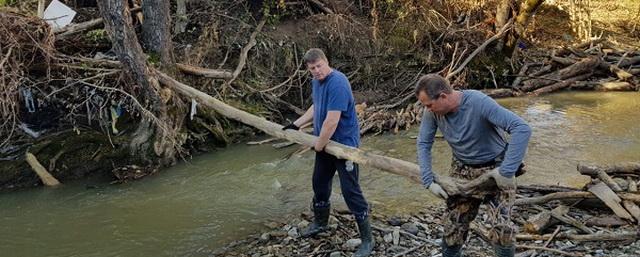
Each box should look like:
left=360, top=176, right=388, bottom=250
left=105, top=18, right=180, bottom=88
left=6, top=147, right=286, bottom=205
left=213, top=190, right=640, bottom=257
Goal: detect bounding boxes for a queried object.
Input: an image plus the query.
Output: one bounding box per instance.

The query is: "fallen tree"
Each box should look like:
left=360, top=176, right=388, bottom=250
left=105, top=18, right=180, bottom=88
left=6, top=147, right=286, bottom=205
left=154, top=71, right=506, bottom=196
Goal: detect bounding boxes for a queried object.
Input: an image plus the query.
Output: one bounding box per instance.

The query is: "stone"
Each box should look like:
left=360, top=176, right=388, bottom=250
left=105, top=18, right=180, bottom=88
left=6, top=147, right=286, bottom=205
left=345, top=238, right=362, bottom=250
left=401, top=222, right=419, bottom=235
left=393, top=226, right=400, bottom=245
left=383, top=233, right=393, bottom=243
left=388, top=216, right=403, bottom=226
left=287, top=227, right=298, bottom=237
left=329, top=252, right=342, bottom=257
left=297, top=220, right=310, bottom=229
left=264, top=221, right=280, bottom=229
left=259, top=233, right=270, bottom=242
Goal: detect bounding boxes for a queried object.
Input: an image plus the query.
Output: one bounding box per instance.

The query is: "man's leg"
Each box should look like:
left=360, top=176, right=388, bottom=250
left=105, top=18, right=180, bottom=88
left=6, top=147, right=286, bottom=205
left=335, top=159, right=373, bottom=257
left=302, top=151, right=337, bottom=237
left=487, top=189, right=517, bottom=257
left=441, top=196, right=482, bottom=257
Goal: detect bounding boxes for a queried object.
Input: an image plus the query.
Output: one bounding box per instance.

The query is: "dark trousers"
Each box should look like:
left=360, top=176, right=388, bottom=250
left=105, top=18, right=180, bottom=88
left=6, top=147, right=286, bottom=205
left=312, top=151, right=369, bottom=221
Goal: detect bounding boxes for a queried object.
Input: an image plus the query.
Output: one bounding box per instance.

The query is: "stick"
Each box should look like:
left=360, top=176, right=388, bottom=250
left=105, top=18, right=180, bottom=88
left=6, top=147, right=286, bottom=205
left=530, top=226, right=562, bottom=257
left=516, top=245, right=582, bottom=257
left=446, top=19, right=513, bottom=80
left=515, top=191, right=640, bottom=205
left=392, top=243, right=426, bottom=257
left=176, top=63, right=233, bottom=79
left=309, top=0, right=335, bottom=14
left=227, top=18, right=267, bottom=85
left=25, top=152, right=61, bottom=187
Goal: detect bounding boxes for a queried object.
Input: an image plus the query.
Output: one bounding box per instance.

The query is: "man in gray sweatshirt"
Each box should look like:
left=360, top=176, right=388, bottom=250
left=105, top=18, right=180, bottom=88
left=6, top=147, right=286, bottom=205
left=415, top=74, right=532, bottom=257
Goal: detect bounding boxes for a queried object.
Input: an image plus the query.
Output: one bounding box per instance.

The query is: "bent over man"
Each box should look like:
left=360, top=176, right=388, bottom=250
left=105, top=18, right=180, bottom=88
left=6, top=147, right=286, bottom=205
left=283, top=48, right=373, bottom=257
left=416, top=74, right=532, bottom=257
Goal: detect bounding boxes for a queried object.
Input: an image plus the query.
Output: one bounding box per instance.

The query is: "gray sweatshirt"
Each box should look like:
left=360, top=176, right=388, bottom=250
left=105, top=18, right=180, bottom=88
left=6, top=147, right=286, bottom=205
left=417, top=90, right=532, bottom=187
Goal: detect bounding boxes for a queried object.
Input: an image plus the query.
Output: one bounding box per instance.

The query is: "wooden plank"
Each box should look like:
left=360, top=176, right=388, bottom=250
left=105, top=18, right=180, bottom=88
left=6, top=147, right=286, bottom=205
left=588, top=182, right=633, bottom=220
left=623, top=201, right=640, bottom=224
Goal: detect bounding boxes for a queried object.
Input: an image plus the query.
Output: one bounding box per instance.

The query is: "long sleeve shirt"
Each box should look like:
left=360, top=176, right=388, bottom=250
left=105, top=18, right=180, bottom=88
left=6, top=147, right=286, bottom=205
left=417, top=90, right=532, bottom=187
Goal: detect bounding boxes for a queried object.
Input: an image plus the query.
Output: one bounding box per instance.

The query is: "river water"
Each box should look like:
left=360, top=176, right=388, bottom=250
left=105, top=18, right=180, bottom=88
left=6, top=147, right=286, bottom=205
left=1, top=92, right=638, bottom=257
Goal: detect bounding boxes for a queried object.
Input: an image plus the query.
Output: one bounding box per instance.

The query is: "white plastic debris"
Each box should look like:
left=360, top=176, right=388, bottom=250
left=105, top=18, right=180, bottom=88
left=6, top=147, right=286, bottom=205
left=43, top=0, right=76, bottom=30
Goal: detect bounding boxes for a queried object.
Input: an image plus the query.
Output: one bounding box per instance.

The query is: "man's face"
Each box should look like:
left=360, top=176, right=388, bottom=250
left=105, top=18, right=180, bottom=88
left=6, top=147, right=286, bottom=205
left=306, top=58, right=330, bottom=81
left=418, top=91, right=448, bottom=115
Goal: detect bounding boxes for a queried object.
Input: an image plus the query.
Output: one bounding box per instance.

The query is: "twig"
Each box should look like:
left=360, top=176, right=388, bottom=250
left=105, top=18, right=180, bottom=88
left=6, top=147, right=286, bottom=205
left=516, top=245, right=582, bottom=257
left=227, top=18, right=266, bottom=86
left=530, top=226, right=561, bottom=257
left=392, top=242, right=426, bottom=257
left=309, top=0, right=335, bottom=14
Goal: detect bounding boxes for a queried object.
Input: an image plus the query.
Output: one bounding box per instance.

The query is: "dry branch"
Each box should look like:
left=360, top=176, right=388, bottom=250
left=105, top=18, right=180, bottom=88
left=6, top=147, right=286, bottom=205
left=176, top=63, right=233, bottom=79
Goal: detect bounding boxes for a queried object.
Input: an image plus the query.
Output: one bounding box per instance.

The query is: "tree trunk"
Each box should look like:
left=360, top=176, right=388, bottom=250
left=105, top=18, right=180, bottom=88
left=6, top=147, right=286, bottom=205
left=141, top=0, right=175, bottom=68
left=97, top=0, right=168, bottom=160
left=174, top=0, right=188, bottom=34
left=495, top=0, right=512, bottom=51
left=504, top=0, right=545, bottom=55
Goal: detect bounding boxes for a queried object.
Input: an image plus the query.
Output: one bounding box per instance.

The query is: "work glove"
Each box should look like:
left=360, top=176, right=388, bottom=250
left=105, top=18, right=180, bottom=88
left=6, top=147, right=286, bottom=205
left=282, top=123, right=299, bottom=131
left=488, top=168, right=516, bottom=190
left=427, top=182, right=448, bottom=200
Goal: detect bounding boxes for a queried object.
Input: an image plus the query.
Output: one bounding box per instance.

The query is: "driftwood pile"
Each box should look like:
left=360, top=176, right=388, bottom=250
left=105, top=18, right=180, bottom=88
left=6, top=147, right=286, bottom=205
left=213, top=163, right=640, bottom=257
left=512, top=38, right=639, bottom=96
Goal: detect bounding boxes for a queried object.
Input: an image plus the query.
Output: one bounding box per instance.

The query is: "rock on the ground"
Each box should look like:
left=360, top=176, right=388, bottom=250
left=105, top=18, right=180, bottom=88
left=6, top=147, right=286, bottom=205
left=383, top=233, right=393, bottom=243
left=345, top=238, right=362, bottom=250
left=401, top=222, right=419, bottom=235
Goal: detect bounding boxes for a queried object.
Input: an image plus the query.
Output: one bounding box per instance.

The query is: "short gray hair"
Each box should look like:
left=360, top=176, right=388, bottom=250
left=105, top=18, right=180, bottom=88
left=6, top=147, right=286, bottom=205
left=303, top=48, right=328, bottom=64
left=415, top=74, right=452, bottom=100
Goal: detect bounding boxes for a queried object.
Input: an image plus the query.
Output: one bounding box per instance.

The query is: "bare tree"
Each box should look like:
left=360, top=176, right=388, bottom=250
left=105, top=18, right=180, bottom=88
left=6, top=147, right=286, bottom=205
left=97, top=0, right=175, bottom=162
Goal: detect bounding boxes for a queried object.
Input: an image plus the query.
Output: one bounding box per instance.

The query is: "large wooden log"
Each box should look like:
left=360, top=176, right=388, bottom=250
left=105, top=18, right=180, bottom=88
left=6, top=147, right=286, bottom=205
left=578, top=164, right=623, bottom=192
left=519, top=57, right=600, bottom=92
left=578, top=163, right=640, bottom=176
left=531, top=73, right=591, bottom=95
left=155, top=71, right=503, bottom=196
left=515, top=191, right=640, bottom=206
left=516, top=231, right=639, bottom=242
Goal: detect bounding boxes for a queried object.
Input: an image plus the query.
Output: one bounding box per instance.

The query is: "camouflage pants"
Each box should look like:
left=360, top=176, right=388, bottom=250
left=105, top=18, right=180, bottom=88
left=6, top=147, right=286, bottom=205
left=442, top=158, right=517, bottom=247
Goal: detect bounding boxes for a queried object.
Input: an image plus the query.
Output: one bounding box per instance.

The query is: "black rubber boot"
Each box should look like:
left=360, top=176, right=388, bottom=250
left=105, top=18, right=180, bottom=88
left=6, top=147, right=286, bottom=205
left=441, top=242, right=462, bottom=257
left=301, top=205, right=330, bottom=237
left=353, top=217, right=374, bottom=257
left=493, top=244, right=515, bottom=257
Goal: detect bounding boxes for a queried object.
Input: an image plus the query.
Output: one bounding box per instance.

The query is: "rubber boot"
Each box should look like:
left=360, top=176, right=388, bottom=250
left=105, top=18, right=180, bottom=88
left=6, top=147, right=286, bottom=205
left=493, top=244, right=515, bottom=257
left=441, top=242, right=462, bottom=257
left=301, top=205, right=330, bottom=237
left=353, top=216, right=374, bottom=257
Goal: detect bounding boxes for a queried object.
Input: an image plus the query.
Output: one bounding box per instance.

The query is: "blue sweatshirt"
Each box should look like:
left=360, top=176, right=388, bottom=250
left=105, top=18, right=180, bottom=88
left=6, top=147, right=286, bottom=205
left=417, top=90, right=532, bottom=187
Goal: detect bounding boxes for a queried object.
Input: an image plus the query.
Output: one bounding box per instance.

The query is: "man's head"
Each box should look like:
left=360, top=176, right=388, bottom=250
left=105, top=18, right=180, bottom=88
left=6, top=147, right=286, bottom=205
left=304, top=48, right=332, bottom=81
left=415, top=74, right=455, bottom=115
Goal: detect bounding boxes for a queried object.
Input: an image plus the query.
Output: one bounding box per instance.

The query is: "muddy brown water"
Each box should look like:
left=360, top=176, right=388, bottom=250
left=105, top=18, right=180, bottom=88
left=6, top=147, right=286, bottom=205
left=1, top=92, right=638, bottom=257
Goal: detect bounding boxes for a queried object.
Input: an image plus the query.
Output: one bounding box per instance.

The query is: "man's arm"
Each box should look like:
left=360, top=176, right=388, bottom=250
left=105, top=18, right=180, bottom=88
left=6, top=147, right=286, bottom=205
left=293, top=105, right=314, bottom=127
left=417, top=111, right=438, bottom=187
left=479, top=95, right=532, bottom=178
left=314, top=111, right=340, bottom=151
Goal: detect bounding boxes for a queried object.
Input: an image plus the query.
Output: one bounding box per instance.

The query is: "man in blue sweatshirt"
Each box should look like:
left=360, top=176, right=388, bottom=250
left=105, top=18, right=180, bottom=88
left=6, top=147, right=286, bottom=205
left=415, top=74, right=532, bottom=257
left=282, top=48, right=373, bottom=257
